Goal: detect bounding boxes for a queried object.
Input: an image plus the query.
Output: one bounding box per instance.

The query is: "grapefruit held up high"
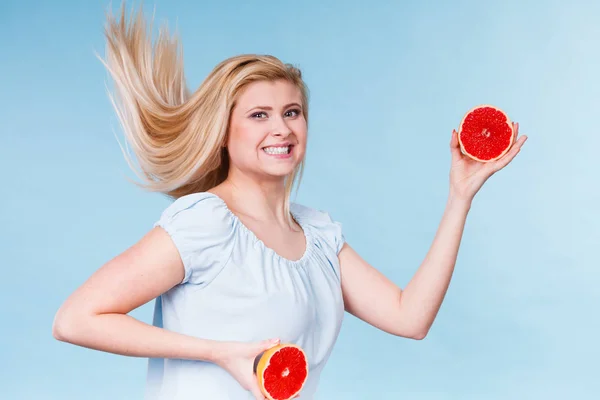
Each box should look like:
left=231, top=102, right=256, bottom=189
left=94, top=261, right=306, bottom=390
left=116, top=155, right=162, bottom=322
left=457, top=105, right=515, bottom=162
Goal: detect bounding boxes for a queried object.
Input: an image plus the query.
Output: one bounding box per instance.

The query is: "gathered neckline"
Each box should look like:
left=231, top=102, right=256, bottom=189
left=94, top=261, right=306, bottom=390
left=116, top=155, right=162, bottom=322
left=203, top=192, right=313, bottom=267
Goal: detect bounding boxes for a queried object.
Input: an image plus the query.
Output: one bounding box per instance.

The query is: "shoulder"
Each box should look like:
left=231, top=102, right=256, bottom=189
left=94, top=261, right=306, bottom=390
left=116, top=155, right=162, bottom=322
left=291, top=202, right=334, bottom=222
left=153, top=192, right=237, bottom=286
left=154, top=192, right=234, bottom=236
left=157, top=192, right=230, bottom=222
left=291, top=202, right=345, bottom=254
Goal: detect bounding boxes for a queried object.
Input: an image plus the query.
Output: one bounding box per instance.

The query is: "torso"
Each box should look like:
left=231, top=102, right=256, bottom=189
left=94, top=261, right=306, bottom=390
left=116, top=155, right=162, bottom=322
left=146, top=192, right=345, bottom=400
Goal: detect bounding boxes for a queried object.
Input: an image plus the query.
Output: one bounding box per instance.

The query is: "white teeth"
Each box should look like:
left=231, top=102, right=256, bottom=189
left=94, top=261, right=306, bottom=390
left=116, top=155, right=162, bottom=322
left=263, top=146, right=290, bottom=155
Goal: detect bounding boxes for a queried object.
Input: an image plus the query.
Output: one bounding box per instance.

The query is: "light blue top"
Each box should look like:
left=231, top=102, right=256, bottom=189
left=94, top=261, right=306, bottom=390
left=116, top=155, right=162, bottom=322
left=145, top=192, right=345, bottom=400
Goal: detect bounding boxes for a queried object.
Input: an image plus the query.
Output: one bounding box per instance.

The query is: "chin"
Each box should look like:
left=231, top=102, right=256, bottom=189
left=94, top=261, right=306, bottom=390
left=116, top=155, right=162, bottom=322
left=262, top=165, right=299, bottom=178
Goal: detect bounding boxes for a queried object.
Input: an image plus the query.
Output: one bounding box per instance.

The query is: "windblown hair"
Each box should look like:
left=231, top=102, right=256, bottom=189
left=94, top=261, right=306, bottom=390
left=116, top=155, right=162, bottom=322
left=99, top=4, right=308, bottom=223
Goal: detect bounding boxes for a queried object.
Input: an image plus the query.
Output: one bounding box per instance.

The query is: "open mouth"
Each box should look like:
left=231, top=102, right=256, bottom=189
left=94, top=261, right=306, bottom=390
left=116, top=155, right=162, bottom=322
left=262, top=145, right=294, bottom=156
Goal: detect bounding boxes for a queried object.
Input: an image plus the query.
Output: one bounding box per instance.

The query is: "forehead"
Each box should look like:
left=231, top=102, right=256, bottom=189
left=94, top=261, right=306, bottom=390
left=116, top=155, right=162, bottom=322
left=235, top=79, right=302, bottom=108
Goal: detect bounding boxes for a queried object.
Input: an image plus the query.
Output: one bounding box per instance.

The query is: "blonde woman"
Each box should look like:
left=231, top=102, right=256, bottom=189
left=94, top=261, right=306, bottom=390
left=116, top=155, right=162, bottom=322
left=52, top=5, right=527, bottom=400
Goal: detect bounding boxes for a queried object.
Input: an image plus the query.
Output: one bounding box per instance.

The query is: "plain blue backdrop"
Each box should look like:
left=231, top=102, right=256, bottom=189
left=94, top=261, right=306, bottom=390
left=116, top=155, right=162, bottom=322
left=1, top=0, right=598, bottom=398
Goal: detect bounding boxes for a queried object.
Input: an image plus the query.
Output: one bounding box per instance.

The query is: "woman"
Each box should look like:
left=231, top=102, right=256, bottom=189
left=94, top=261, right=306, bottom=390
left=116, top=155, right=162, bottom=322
left=52, top=6, right=527, bottom=400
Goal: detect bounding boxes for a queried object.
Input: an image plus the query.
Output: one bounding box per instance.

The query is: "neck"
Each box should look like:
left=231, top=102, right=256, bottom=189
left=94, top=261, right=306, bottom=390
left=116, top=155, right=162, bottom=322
left=220, top=167, right=291, bottom=223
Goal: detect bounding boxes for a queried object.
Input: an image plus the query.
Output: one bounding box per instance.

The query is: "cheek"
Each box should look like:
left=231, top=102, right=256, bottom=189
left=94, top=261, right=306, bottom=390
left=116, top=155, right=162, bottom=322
left=292, top=120, right=308, bottom=141
left=227, top=124, right=264, bottom=162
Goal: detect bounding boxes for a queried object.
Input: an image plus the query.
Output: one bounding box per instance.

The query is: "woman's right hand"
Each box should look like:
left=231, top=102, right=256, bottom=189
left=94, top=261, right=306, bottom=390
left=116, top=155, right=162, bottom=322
left=214, top=338, right=282, bottom=399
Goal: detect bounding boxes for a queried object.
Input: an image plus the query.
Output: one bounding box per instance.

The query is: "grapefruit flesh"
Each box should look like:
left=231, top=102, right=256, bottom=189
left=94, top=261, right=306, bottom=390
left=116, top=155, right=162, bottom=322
left=257, top=344, right=308, bottom=400
left=458, top=105, right=514, bottom=162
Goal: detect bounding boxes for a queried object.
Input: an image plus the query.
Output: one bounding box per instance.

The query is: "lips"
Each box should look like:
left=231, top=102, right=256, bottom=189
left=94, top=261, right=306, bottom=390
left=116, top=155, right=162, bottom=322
left=263, top=145, right=292, bottom=155
left=261, top=142, right=296, bottom=158
left=262, top=141, right=295, bottom=153
left=262, top=142, right=292, bottom=149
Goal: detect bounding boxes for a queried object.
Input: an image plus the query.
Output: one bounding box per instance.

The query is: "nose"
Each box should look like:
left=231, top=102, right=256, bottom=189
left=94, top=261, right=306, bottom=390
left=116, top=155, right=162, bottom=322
left=270, top=116, right=292, bottom=137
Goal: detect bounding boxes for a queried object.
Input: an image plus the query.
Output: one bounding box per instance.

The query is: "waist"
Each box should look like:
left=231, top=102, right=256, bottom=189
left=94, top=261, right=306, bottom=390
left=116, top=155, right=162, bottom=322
left=146, top=358, right=318, bottom=400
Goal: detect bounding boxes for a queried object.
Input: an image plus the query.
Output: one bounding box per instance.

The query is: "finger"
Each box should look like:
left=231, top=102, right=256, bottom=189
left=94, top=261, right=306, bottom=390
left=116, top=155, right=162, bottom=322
left=258, top=338, right=280, bottom=352
left=253, top=338, right=280, bottom=372
left=490, top=135, right=527, bottom=172
left=450, top=129, right=459, bottom=148
left=512, top=122, right=519, bottom=144
left=450, top=129, right=462, bottom=161
left=249, top=380, right=267, bottom=400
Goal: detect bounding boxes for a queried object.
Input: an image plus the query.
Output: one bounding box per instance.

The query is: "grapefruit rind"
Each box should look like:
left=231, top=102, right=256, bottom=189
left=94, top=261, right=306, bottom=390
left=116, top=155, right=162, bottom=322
left=457, top=104, right=515, bottom=163
left=256, top=343, right=308, bottom=400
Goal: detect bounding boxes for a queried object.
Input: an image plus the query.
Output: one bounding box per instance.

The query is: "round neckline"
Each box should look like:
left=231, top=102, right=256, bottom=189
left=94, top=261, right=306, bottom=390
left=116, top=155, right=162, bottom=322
left=204, top=192, right=313, bottom=267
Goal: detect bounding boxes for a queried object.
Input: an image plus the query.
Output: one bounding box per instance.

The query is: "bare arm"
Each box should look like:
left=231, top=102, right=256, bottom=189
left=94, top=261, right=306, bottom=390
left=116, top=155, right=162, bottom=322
left=339, top=196, right=471, bottom=340
left=52, top=227, right=221, bottom=362
left=339, top=125, right=527, bottom=339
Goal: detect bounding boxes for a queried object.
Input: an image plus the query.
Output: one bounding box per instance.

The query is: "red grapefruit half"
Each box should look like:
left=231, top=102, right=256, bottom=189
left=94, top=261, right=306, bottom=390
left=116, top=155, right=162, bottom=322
left=458, top=105, right=515, bottom=162
left=256, top=343, right=308, bottom=400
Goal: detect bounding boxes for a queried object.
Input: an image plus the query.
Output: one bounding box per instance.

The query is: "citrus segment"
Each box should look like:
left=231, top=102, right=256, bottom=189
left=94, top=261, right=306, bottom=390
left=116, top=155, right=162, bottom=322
left=458, top=105, right=514, bottom=162
left=256, top=344, right=308, bottom=400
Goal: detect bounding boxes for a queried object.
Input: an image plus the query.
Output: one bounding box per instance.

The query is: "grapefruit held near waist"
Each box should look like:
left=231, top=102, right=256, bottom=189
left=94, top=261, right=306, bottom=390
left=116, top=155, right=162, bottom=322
left=256, top=343, right=308, bottom=400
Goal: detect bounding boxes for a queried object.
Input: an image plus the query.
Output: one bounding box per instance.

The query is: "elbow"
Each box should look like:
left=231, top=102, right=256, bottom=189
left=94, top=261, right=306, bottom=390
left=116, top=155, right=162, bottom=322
left=52, top=311, right=71, bottom=342
left=52, top=307, right=84, bottom=343
left=391, top=327, right=429, bottom=340
left=409, top=330, right=428, bottom=340
left=410, top=323, right=433, bottom=340
left=395, top=324, right=430, bottom=340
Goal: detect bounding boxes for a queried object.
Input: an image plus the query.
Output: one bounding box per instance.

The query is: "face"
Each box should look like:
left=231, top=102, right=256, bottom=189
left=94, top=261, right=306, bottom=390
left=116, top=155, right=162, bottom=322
left=226, top=79, right=307, bottom=181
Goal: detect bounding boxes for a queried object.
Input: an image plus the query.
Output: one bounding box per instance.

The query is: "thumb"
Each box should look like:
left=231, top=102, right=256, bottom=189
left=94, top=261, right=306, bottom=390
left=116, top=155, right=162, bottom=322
left=450, top=129, right=463, bottom=161
left=250, top=383, right=267, bottom=400
left=248, top=373, right=268, bottom=400
left=252, top=338, right=280, bottom=374
left=259, top=338, right=280, bottom=351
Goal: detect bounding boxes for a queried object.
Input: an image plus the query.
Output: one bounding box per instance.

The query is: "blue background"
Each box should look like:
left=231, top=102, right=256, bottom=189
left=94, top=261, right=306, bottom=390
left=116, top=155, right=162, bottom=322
left=1, top=0, right=598, bottom=398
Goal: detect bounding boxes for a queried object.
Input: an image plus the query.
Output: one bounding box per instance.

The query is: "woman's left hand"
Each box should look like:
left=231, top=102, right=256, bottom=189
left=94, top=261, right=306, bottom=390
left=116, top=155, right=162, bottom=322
left=448, top=122, right=528, bottom=202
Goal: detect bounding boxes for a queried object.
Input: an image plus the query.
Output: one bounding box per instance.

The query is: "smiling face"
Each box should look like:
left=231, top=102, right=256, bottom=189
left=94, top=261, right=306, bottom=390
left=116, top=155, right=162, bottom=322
left=226, top=79, right=307, bottom=181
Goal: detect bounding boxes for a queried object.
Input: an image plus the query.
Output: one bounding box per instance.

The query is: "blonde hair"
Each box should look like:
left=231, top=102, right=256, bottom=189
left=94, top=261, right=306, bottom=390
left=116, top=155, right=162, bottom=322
left=100, top=4, right=308, bottom=225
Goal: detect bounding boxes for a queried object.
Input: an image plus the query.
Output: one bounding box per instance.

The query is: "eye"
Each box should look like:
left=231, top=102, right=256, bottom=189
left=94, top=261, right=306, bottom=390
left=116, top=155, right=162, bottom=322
left=285, top=108, right=301, bottom=118
left=251, top=111, right=268, bottom=119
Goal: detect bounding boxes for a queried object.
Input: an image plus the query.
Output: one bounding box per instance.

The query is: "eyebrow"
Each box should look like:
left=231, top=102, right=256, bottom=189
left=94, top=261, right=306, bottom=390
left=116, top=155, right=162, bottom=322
left=245, top=102, right=302, bottom=113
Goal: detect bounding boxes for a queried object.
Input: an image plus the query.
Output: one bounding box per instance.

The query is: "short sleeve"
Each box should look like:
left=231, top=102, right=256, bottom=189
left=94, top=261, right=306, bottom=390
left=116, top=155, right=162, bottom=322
left=154, top=193, right=236, bottom=287
left=291, top=203, right=345, bottom=255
